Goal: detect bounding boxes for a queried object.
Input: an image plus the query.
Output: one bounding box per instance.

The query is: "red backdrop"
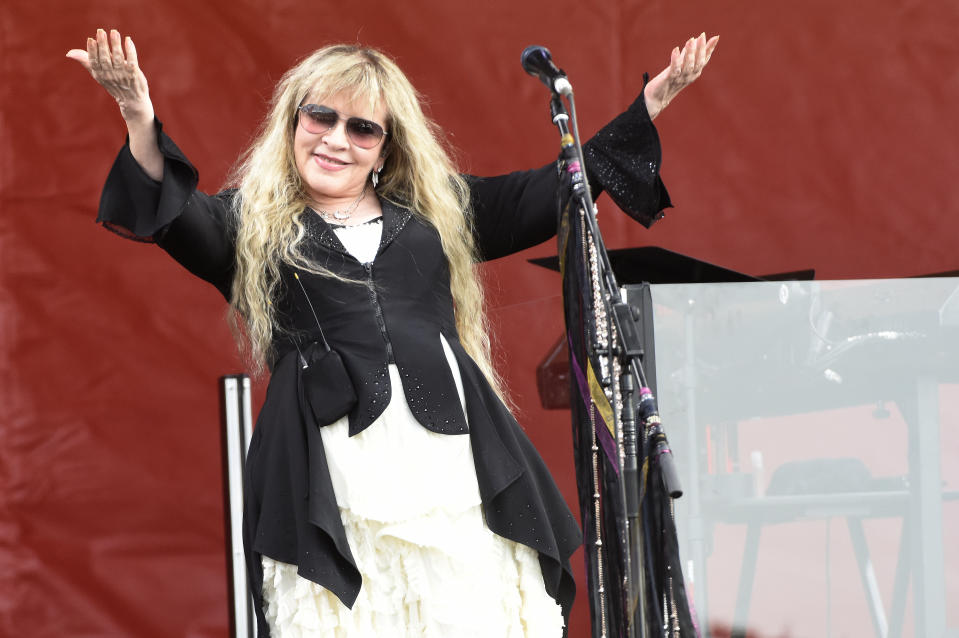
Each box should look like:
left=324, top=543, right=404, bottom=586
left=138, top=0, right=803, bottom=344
left=2, top=1, right=958, bottom=637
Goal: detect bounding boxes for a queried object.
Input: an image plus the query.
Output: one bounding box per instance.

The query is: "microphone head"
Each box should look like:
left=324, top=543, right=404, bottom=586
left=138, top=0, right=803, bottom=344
left=521, top=45, right=572, bottom=95
left=521, top=45, right=553, bottom=77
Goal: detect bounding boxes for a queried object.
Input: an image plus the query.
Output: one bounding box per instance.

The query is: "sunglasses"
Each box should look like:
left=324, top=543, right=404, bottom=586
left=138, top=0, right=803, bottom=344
left=296, top=104, right=388, bottom=149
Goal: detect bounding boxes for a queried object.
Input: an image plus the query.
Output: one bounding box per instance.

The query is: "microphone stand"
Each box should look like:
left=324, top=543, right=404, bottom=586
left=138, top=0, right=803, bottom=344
left=543, top=83, right=683, bottom=637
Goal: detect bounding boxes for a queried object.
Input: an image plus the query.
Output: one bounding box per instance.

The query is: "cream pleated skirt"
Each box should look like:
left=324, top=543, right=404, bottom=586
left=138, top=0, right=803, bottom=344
left=261, top=362, right=565, bottom=637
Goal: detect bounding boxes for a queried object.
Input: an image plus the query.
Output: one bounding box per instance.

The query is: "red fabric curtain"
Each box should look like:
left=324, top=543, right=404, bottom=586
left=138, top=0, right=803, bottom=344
left=2, top=1, right=957, bottom=636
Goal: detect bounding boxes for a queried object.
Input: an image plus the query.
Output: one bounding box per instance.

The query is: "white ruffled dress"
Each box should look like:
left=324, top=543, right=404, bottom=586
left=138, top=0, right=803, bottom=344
left=260, top=219, right=564, bottom=637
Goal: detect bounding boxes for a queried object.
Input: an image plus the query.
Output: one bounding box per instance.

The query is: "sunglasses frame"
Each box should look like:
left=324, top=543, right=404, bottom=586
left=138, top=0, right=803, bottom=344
left=296, top=104, right=389, bottom=149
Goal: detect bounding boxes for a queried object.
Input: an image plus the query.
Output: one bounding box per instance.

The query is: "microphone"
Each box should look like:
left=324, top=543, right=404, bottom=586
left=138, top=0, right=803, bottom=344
left=521, top=45, right=572, bottom=96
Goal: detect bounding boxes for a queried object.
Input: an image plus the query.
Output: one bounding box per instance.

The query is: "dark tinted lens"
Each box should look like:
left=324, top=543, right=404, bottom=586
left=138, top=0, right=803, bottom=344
left=297, top=104, right=385, bottom=148
left=299, top=105, right=338, bottom=133
left=346, top=118, right=384, bottom=148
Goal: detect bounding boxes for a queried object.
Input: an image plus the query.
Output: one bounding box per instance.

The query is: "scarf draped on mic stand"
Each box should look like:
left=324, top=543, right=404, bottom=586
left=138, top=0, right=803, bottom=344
left=557, top=161, right=697, bottom=637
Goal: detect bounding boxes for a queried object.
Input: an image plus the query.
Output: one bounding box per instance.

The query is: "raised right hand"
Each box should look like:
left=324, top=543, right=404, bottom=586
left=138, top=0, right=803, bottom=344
left=643, top=33, right=720, bottom=121
left=66, top=28, right=154, bottom=125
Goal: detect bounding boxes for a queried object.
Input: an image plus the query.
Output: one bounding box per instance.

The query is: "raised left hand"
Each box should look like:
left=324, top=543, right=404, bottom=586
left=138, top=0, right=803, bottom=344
left=66, top=28, right=154, bottom=125
left=644, top=33, right=720, bottom=120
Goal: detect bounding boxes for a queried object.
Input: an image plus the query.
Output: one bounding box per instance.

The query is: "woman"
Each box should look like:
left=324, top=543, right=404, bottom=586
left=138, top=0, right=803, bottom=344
left=67, top=30, right=718, bottom=638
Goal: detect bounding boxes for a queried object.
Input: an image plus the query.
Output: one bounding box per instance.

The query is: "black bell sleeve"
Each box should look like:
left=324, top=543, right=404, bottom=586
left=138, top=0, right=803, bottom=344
left=97, top=120, right=236, bottom=300
left=469, top=89, right=672, bottom=262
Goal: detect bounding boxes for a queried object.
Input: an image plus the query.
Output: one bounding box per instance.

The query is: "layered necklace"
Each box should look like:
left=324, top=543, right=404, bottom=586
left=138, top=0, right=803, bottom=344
left=314, top=186, right=367, bottom=222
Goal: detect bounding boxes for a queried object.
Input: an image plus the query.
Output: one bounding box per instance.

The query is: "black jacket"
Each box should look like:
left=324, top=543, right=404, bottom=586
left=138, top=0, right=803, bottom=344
left=97, top=91, right=670, bottom=636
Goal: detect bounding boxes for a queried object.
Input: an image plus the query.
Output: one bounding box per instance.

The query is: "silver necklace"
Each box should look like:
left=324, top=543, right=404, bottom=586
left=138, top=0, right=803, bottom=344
left=314, top=187, right=367, bottom=222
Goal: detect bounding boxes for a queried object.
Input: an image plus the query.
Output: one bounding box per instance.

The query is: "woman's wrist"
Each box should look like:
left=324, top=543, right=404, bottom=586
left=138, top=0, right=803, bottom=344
left=125, top=110, right=163, bottom=181
left=122, top=101, right=155, bottom=128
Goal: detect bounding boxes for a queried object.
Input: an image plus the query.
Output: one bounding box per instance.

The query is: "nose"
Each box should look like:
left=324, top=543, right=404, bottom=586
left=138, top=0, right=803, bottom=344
left=320, top=118, right=350, bottom=149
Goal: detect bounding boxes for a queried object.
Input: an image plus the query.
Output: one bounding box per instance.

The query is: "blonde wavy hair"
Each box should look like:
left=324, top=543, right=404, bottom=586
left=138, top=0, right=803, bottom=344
left=228, top=44, right=501, bottom=395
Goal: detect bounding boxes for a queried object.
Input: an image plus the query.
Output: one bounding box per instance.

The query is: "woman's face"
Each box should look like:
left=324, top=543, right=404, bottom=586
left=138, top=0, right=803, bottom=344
left=294, top=90, right=389, bottom=206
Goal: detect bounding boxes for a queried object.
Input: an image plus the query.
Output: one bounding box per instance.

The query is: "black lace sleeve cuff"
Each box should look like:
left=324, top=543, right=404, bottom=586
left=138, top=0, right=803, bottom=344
left=582, top=85, right=673, bottom=228
left=96, top=119, right=200, bottom=242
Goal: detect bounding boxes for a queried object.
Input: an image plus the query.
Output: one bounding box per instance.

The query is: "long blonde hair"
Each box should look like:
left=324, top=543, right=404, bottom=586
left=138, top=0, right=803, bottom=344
left=228, top=44, right=500, bottom=394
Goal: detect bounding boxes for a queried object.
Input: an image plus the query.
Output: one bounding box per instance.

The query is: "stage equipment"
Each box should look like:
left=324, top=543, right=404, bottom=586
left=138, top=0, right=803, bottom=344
left=651, top=277, right=959, bottom=638
left=220, top=375, right=257, bottom=638
left=522, top=47, right=694, bottom=637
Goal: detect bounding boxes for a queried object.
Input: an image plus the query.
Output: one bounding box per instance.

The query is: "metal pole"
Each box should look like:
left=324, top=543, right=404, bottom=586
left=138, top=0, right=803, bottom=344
left=221, top=375, right=256, bottom=638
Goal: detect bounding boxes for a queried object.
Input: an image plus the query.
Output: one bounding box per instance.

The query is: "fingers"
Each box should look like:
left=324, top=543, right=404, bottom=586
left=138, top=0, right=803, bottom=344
left=64, top=48, right=92, bottom=70
left=86, top=29, right=135, bottom=72
left=125, top=35, right=139, bottom=70
left=68, top=28, right=153, bottom=123
left=110, top=29, right=125, bottom=67
left=87, top=35, right=97, bottom=69
left=95, top=28, right=112, bottom=69
left=704, top=35, right=720, bottom=64
left=71, top=29, right=147, bottom=98
left=670, top=46, right=682, bottom=75
left=673, top=33, right=719, bottom=81
left=63, top=35, right=98, bottom=72
left=649, top=32, right=718, bottom=119
left=682, top=36, right=698, bottom=75
left=694, top=33, right=707, bottom=70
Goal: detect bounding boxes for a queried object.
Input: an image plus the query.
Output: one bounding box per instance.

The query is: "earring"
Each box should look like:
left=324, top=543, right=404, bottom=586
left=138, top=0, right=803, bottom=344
left=371, top=167, right=381, bottom=188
